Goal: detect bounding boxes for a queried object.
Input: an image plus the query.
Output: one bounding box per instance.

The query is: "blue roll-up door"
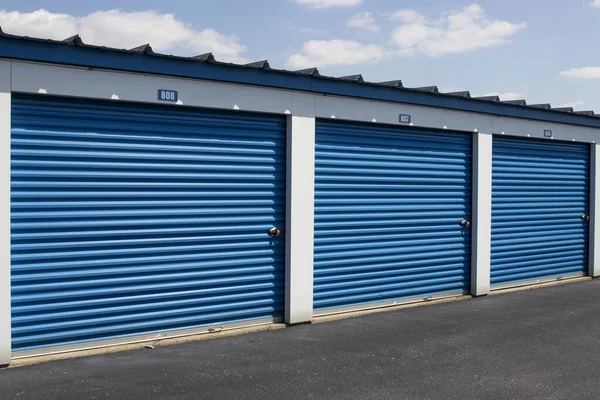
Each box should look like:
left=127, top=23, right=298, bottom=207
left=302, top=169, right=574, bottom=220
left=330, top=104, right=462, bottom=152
left=314, top=120, right=472, bottom=312
left=491, top=137, right=590, bottom=287
left=11, top=95, right=286, bottom=352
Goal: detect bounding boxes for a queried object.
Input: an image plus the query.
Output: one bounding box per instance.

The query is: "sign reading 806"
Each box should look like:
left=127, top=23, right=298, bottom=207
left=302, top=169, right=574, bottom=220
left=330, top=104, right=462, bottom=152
left=158, top=89, right=178, bottom=102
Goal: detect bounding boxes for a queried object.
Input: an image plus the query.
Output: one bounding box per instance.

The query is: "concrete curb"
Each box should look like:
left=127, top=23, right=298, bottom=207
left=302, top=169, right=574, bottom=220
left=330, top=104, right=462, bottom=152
left=7, top=276, right=594, bottom=368
left=8, top=323, right=287, bottom=369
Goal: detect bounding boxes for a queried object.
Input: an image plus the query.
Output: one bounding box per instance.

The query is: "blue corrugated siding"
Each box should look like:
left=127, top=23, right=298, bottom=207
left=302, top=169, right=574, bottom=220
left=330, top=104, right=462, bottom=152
left=314, top=121, right=472, bottom=311
left=491, top=137, right=590, bottom=286
left=10, top=95, right=286, bottom=351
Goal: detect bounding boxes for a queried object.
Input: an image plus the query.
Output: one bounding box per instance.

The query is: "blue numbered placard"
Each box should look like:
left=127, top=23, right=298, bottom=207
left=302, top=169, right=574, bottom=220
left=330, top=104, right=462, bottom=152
left=158, top=89, right=178, bottom=102
left=544, top=130, right=552, bottom=138
left=399, top=114, right=412, bottom=124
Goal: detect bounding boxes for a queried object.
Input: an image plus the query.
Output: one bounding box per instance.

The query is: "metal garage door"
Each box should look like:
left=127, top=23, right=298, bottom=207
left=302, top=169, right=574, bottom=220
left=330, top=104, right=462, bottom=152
left=314, top=120, right=472, bottom=312
left=491, top=137, right=590, bottom=287
left=10, top=95, right=286, bottom=352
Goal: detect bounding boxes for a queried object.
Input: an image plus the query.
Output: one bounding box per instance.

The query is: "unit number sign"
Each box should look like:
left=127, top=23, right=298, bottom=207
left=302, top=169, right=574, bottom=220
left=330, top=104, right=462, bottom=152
left=399, top=114, right=412, bottom=124
left=158, top=89, right=178, bottom=102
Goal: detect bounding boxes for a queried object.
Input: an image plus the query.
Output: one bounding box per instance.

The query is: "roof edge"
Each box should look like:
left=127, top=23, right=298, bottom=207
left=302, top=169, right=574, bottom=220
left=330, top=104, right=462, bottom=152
left=0, top=33, right=598, bottom=129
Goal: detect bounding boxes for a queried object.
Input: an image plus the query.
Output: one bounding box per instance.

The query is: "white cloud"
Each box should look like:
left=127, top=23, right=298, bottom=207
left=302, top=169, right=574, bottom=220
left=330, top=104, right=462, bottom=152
left=592, top=0, right=600, bottom=8
left=384, top=10, right=428, bottom=24
left=295, top=0, right=362, bottom=9
left=347, top=12, right=380, bottom=33
left=560, top=67, right=600, bottom=79
left=556, top=100, right=584, bottom=109
left=483, top=92, right=525, bottom=101
left=0, top=9, right=248, bottom=63
left=286, top=40, right=385, bottom=69
left=390, top=4, right=526, bottom=57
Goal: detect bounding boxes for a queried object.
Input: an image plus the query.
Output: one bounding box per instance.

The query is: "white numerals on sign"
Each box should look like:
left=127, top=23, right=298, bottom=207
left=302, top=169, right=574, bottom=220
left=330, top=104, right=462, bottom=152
left=399, top=114, right=412, bottom=124
left=157, top=89, right=178, bottom=102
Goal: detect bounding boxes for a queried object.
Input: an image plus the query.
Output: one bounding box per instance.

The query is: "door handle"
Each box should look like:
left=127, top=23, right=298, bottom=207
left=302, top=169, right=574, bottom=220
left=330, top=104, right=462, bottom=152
left=460, top=220, right=471, bottom=229
left=268, top=227, right=285, bottom=238
left=582, top=215, right=590, bottom=222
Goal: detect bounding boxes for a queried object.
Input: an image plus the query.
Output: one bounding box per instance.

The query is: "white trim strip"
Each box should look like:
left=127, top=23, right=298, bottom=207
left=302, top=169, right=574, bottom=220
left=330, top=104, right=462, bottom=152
left=285, top=112, right=316, bottom=324
left=8, top=60, right=600, bottom=143
left=0, top=60, right=11, bottom=367
left=590, top=143, right=599, bottom=277
left=471, top=132, right=492, bottom=296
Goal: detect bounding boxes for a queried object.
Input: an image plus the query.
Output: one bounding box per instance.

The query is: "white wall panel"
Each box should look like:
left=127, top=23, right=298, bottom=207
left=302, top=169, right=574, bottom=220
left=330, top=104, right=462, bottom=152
left=0, top=60, right=11, bottom=366
left=471, top=132, right=492, bottom=296
left=286, top=115, right=315, bottom=324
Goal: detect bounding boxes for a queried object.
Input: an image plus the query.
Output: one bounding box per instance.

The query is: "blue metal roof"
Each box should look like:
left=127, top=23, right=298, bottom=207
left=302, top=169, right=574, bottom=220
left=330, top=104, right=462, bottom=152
left=0, top=28, right=599, bottom=129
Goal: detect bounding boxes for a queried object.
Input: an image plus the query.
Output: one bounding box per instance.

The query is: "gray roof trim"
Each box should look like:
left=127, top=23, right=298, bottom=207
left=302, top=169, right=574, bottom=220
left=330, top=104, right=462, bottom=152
left=0, top=28, right=598, bottom=124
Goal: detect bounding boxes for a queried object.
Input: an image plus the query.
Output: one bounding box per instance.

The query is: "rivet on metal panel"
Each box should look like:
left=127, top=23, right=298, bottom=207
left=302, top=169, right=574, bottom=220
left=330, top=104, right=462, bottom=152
left=111, top=94, right=119, bottom=100
left=372, top=118, right=377, bottom=122
left=527, top=134, right=531, bottom=137
left=284, top=110, right=291, bottom=115
left=331, top=115, right=336, bottom=119
left=38, top=88, right=47, bottom=94
left=233, top=104, right=240, bottom=110
left=443, top=125, right=448, bottom=129
left=176, top=100, right=183, bottom=105
left=501, top=131, right=506, bottom=135
left=474, top=128, right=478, bottom=132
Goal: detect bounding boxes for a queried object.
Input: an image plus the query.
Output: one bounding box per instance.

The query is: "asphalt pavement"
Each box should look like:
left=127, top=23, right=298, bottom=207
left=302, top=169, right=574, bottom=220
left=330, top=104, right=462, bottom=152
left=2, top=279, right=600, bottom=400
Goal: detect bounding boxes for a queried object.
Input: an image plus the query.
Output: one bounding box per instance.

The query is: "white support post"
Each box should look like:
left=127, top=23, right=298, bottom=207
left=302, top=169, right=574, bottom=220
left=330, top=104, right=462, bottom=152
left=589, top=144, right=600, bottom=277
left=285, top=113, right=315, bottom=324
left=0, top=60, right=11, bottom=367
left=471, top=131, right=492, bottom=296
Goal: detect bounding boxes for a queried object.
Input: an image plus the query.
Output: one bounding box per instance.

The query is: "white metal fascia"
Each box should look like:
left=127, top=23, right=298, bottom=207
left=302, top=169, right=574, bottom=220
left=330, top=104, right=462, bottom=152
left=7, top=60, right=600, bottom=143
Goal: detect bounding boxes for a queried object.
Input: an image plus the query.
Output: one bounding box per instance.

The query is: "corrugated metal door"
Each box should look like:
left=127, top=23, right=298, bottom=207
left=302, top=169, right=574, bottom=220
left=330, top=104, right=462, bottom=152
left=491, top=137, right=590, bottom=287
left=314, top=120, right=472, bottom=312
left=11, top=95, right=286, bottom=352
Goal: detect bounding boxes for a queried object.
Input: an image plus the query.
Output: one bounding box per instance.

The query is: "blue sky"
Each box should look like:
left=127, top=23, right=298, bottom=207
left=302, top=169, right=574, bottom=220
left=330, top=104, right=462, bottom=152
left=1, top=0, right=599, bottom=112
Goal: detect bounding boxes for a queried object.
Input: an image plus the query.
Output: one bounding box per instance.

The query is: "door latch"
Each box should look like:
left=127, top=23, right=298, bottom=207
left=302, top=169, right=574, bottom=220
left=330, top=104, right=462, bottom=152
left=268, top=227, right=285, bottom=238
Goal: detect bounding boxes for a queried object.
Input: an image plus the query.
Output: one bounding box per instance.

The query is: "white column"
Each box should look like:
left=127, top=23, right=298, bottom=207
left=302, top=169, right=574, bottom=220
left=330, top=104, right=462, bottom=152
left=471, top=131, right=492, bottom=296
left=0, top=60, right=11, bottom=367
left=284, top=93, right=316, bottom=324
left=589, top=144, right=600, bottom=277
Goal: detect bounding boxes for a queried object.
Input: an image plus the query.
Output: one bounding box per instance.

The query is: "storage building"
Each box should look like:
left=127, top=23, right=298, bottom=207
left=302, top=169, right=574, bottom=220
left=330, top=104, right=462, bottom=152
left=0, top=29, right=599, bottom=365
